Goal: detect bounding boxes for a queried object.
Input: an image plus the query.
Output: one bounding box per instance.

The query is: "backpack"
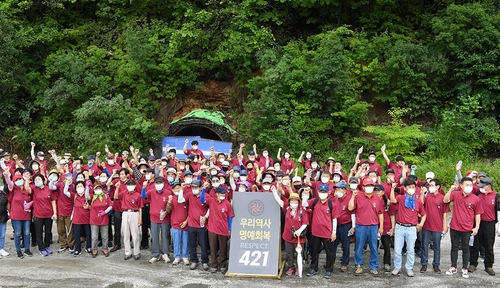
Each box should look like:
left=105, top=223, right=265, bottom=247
left=312, top=197, right=333, bottom=213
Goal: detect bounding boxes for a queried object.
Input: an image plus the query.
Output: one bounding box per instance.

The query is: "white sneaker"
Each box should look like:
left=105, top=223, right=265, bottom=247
left=0, top=249, right=9, bottom=256
left=446, top=266, right=457, bottom=275
left=183, top=257, right=190, bottom=265
left=172, top=258, right=180, bottom=265
left=462, top=268, right=469, bottom=278
left=162, top=254, right=170, bottom=263
left=148, top=257, right=159, bottom=264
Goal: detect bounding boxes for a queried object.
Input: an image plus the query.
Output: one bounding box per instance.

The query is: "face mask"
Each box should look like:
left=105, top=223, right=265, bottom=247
left=167, top=176, right=174, bottom=183
left=318, top=193, right=328, bottom=200
left=94, top=189, right=103, bottom=195
left=161, top=161, right=167, bottom=166
left=274, top=166, right=280, bottom=171
left=240, top=176, right=247, bottom=181
left=155, top=184, right=164, bottom=191
left=480, top=187, right=486, bottom=193
left=185, top=178, right=193, bottom=184
left=107, top=160, right=114, bottom=165
left=364, top=186, right=374, bottom=194
left=335, top=192, right=344, bottom=198
left=293, top=184, right=302, bottom=190
left=463, top=186, right=473, bottom=194
left=212, top=182, right=220, bottom=188
left=39, top=157, right=44, bottom=161
left=370, top=177, right=377, bottom=183
left=49, top=175, right=57, bottom=182
left=179, top=165, right=185, bottom=170
left=35, top=182, right=43, bottom=188
left=127, top=185, right=135, bottom=192
left=263, top=185, right=271, bottom=191
left=222, top=167, right=228, bottom=172
left=100, top=177, right=107, bottom=183
left=311, top=163, right=318, bottom=169
left=192, top=145, right=198, bottom=150
left=201, top=172, right=207, bottom=177
left=238, top=187, right=246, bottom=192
left=321, top=177, right=330, bottom=184
left=369, top=157, right=376, bottom=162
left=210, top=170, right=217, bottom=176
left=218, top=158, right=225, bottom=163
left=333, top=176, right=340, bottom=183
left=282, top=180, right=290, bottom=186
left=428, top=186, right=436, bottom=193
left=194, top=159, right=198, bottom=163
left=284, top=154, right=290, bottom=159
left=32, top=164, right=39, bottom=171
left=76, top=164, right=81, bottom=170
left=306, top=153, right=311, bottom=159
left=218, top=195, right=226, bottom=201
left=145, top=175, right=151, bottom=181
left=290, top=203, right=299, bottom=209
left=220, top=180, right=225, bottom=185
left=247, top=167, right=253, bottom=171
left=360, top=172, right=366, bottom=177
left=350, top=184, right=358, bottom=190
left=249, top=157, right=255, bottom=161
left=76, top=187, right=85, bottom=194
left=407, top=188, right=415, bottom=196
left=233, top=173, right=240, bottom=178
left=192, top=189, right=200, bottom=195
left=174, top=191, right=179, bottom=196
left=262, top=152, right=268, bottom=157
left=77, top=178, right=84, bottom=182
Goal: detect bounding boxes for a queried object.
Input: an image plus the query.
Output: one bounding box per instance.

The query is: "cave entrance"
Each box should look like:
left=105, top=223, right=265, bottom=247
left=168, top=110, right=235, bottom=143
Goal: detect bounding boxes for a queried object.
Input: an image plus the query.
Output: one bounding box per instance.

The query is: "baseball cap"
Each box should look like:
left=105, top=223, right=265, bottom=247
left=334, top=182, right=347, bottom=189
left=166, top=167, right=177, bottom=174
left=374, top=184, right=384, bottom=191
left=154, top=176, right=164, bottom=183
left=478, top=177, right=493, bottom=188
left=425, top=172, right=435, bottom=180
left=386, top=169, right=395, bottom=175
left=318, top=184, right=329, bottom=192
left=292, top=176, right=302, bottom=183
left=248, top=150, right=256, bottom=155
left=349, top=177, right=359, bottom=184
left=262, top=178, right=272, bottom=184
left=240, top=170, right=248, bottom=176
left=363, top=178, right=375, bottom=186
left=191, top=180, right=201, bottom=187
left=215, top=187, right=227, bottom=194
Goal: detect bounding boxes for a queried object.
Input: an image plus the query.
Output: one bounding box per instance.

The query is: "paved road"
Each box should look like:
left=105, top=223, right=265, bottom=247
left=1, top=222, right=500, bottom=288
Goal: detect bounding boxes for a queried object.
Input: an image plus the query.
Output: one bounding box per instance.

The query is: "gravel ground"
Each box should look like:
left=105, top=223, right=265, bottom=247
left=1, top=221, right=500, bottom=288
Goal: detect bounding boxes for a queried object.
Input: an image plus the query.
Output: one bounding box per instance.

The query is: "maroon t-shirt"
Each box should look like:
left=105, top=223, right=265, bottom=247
left=147, top=183, right=172, bottom=224
left=306, top=198, right=334, bottom=238
left=280, top=159, right=296, bottom=174
left=423, top=193, right=449, bottom=232
left=121, top=190, right=143, bottom=211
left=185, top=190, right=209, bottom=229
left=310, top=181, right=335, bottom=199
left=367, top=161, right=382, bottom=177
left=73, top=193, right=91, bottom=225
left=477, top=191, right=496, bottom=222
left=449, top=191, right=483, bottom=232
left=170, top=194, right=189, bottom=231
left=205, top=193, right=234, bottom=236
left=388, top=162, right=403, bottom=181
left=332, top=192, right=353, bottom=225
left=353, top=193, right=384, bottom=226
left=7, top=187, right=32, bottom=221
left=89, top=193, right=112, bottom=226
left=54, top=181, right=75, bottom=217
left=394, top=194, right=426, bottom=225
left=185, top=148, right=204, bottom=159
left=31, top=185, right=55, bottom=218
left=282, top=202, right=309, bottom=244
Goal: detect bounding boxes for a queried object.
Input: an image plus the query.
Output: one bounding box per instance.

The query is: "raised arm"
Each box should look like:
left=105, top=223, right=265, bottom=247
left=380, top=145, right=390, bottom=166
left=271, top=187, right=284, bottom=208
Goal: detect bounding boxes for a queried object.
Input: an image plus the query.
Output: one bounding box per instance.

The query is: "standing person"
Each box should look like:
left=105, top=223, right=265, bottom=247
left=374, top=184, right=393, bottom=272
left=30, top=174, right=57, bottom=257
left=444, top=177, right=483, bottom=278
left=469, top=177, right=497, bottom=275
left=185, top=179, right=210, bottom=270
left=380, top=145, right=405, bottom=181
left=168, top=182, right=190, bottom=266
left=331, top=182, right=355, bottom=272
left=0, top=178, right=10, bottom=258
left=52, top=173, right=75, bottom=253
left=348, top=178, right=384, bottom=276
left=108, top=168, right=130, bottom=252
left=272, top=189, right=309, bottom=276
left=390, top=179, right=427, bottom=277
left=420, top=179, right=449, bottom=273
left=72, top=181, right=93, bottom=256
left=139, top=168, right=154, bottom=250
left=303, top=184, right=335, bottom=279
left=119, top=179, right=143, bottom=260
left=5, top=172, right=34, bottom=258
left=89, top=182, right=113, bottom=258
left=200, top=185, right=234, bottom=274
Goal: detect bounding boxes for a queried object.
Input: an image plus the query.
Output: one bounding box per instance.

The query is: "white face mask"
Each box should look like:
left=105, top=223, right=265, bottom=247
left=369, top=157, right=376, bottom=162
left=238, top=187, right=246, bottom=192
left=233, top=173, right=240, bottom=178
left=364, top=186, right=374, bottom=194
left=335, top=192, right=344, bottom=198
left=311, top=163, right=318, bottom=169
left=179, top=165, right=185, bottom=170
left=428, top=186, right=437, bottom=193
left=145, top=175, right=151, bottom=181
left=318, top=193, right=328, bottom=200
left=333, top=176, right=340, bottom=183
left=212, top=182, right=220, bottom=188
left=282, top=180, right=290, bottom=186
left=155, top=184, right=164, bottom=191
left=306, top=153, right=311, bottom=159
left=290, top=203, right=299, bottom=209
left=360, top=172, right=366, bottom=177
left=350, top=184, right=358, bottom=190
left=39, top=157, right=44, bottom=161
left=107, top=160, right=114, bottom=165
left=262, top=152, right=268, bottom=157
left=32, top=164, right=39, bottom=171
left=248, top=157, right=255, bottom=161
left=218, top=195, right=225, bottom=201
left=210, top=170, right=217, bottom=176
left=100, top=177, right=107, bottom=183
left=463, top=186, right=473, bottom=194
left=284, top=154, right=290, bottom=159
left=167, top=176, right=174, bottom=183
left=185, top=177, right=193, bottom=184
left=76, top=164, right=81, bottom=170
left=76, top=187, right=85, bottom=194
left=127, top=185, right=135, bottom=192
left=479, top=187, right=486, bottom=193
left=192, top=145, right=198, bottom=150
left=407, top=188, right=416, bottom=196
left=161, top=161, right=167, bottom=166
left=240, top=176, right=247, bottom=181
left=263, top=185, right=271, bottom=191
left=192, top=189, right=200, bottom=195
left=321, top=177, right=330, bottom=184
left=94, top=189, right=103, bottom=195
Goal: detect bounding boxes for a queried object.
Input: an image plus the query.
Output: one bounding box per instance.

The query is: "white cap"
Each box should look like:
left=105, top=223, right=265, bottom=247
left=292, top=176, right=302, bottom=183
left=425, top=171, right=435, bottom=180
left=222, top=161, right=230, bottom=167
left=166, top=168, right=177, bottom=174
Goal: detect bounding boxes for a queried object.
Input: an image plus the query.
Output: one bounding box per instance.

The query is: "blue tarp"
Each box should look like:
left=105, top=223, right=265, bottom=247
left=161, top=136, right=233, bottom=158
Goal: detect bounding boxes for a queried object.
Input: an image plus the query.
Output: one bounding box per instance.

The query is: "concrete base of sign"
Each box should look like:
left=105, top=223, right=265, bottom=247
left=225, top=260, right=285, bottom=279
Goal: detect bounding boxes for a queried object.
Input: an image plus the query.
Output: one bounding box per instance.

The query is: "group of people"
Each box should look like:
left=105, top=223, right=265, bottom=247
left=0, top=140, right=498, bottom=280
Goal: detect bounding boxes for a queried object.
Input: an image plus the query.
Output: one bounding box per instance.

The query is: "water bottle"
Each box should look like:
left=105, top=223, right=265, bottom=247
left=456, top=160, right=463, bottom=171
left=348, top=230, right=353, bottom=237
left=200, top=216, right=205, bottom=227
left=159, top=209, right=164, bottom=220
left=441, top=230, right=445, bottom=237
left=387, top=231, right=392, bottom=237
left=469, top=235, right=474, bottom=246
left=377, top=233, right=381, bottom=241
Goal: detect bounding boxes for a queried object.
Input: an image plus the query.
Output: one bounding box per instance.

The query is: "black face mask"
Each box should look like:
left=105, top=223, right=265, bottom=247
left=201, top=172, right=208, bottom=177
left=222, top=167, right=228, bottom=172
left=247, top=167, right=253, bottom=171
left=294, top=184, right=302, bottom=190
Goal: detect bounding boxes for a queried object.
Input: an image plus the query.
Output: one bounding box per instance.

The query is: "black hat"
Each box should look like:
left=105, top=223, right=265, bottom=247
left=386, top=168, right=395, bottom=175
left=215, top=187, right=227, bottom=194
left=154, top=176, right=164, bottom=183
left=478, top=177, right=493, bottom=188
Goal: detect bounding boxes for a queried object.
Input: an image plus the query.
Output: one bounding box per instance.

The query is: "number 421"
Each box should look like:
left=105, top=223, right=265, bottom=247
left=238, top=251, right=269, bottom=267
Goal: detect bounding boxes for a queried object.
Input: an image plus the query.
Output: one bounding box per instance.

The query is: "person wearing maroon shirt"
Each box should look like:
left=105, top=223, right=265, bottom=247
left=183, top=139, right=205, bottom=159
left=30, top=174, right=57, bottom=257
left=348, top=177, right=384, bottom=276
left=119, top=179, right=143, bottom=260
left=272, top=190, right=309, bottom=276
left=1, top=152, right=17, bottom=176
left=200, top=185, right=234, bottom=274
left=51, top=172, right=75, bottom=253
left=303, top=184, right=335, bottom=279
left=375, top=184, right=393, bottom=272
left=138, top=168, right=155, bottom=250
left=444, top=177, right=483, bottom=279
left=30, top=142, right=47, bottom=171
left=89, top=181, right=113, bottom=258
left=256, top=148, right=274, bottom=171
left=469, top=177, right=497, bottom=275
left=380, top=145, right=404, bottom=181
left=82, top=155, right=102, bottom=178
left=5, top=172, right=34, bottom=258
left=366, top=151, right=382, bottom=177
left=277, top=148, right=295, bottom=175
left=108, top=168, right=130, bottom=252
left=298, top=151, right=313, bottom=170
left=72, top=181, right=93, bottom=256
left=184, top=179, right=210, bottom=270
left=390, top=178, right=427, bottom=277
left=381, top=169, right=396, bottom=199
left=420, top=179, right=449, bottom=274
left=332, top=182, right=356, bottom=273
left=305, top=170, right=334, bottom=199
left=167, top=182, right=190, bottom=266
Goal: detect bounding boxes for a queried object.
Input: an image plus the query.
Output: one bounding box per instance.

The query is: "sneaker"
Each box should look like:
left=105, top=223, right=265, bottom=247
left=134, top=254, right=141, bottom=260
left=446, top=266, right=457, bottom=275
left=68, top=246, right=75, bottom=253
left=420, top=265, right=427, bottom=273
left=324, top=271, right=332, bottom=279
left=355, top=265, right=363, bottom=276
left=306, top=269, right=318, bottom=277
left=0, top=249, right=9, bottom=256
left=433, top=265, right=442, bottom=274
left=286, top=267, right=294, bottom=276
left=462, top=268, right=469, bottom=278
left=74, top=251, right=82, bottom=257
left=468, top=265, right=476, bottom=272
left=124, top=254, right=132, bottom=260
left=392, top=268, right=400, bottom=276
left=370, top=270, right=379, bottom=277
left=162, top=254, right=170, bottom=263
left=485, top=267, right=496, bottom=276
left=24, top=250, right=33, bottom=257
left=45, top=247, right=53, bottom=254
left=172, top=258, right=180, bottom=266
left=86, top=248, right=92, bottom=254
left=407, top=269, right=415, bottom=277
left=202, top=263, right=209, bottom=271
left=190, top=262, right=198, bottom=270
left=183, top=257, right=190, bottom=265
left=40, top=250, right=48, bottom=257
left=149, top=257, right=159, bottom=264
left=340, top=265, right=348, bottom=272
left=384, top=264, right=391, bottom=272
left=17, top=250, right=24, bottom=259
left=210, top=267, right=218, bottom=273
left=295, top=268, right=300, bottom=276
left=221, top=267, right=227, bottom=274
left=58, top=247, right=67, bottom=253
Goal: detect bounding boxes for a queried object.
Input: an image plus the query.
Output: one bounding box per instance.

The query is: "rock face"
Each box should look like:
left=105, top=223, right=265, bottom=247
left=156, top=80, right=247, bottom=142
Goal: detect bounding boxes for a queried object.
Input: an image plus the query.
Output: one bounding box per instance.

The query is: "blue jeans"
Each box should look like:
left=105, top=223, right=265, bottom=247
left=188, top=226, right=209, bottom=264
left=354, top=224, right=379, bottom=270
left=332, top=223, right=351, bottom=266
left=394, top=224, right=417, bottom=270
left=421, top=228, right=442, bottom=267
left=171, top=227, right=189, bottom=259
left=0, top=222, right=6, bottom=250
left=12, top=220, right=31, bottom=251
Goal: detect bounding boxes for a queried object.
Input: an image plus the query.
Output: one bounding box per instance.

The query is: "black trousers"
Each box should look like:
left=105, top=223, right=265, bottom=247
left=381, top=234, right=392, bottom=265
left=113, top=212, right=122, bottom=246
left=470, top=220, right=495, bottom=268
left=310, top=235, right=334, bottom=272
left=141, top=205, right=151, bottom=247
left=450, top=228, right=471, bottom=269
left=34, top=217, right=53, bottom=251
